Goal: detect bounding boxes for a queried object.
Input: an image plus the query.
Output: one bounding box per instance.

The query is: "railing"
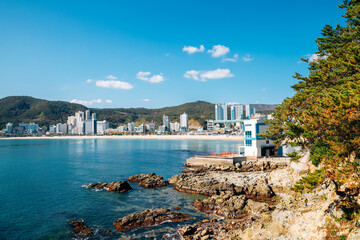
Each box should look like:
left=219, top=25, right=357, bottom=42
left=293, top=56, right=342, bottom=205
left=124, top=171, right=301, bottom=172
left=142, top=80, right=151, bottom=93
left=194, top=151, right=239, bottom=157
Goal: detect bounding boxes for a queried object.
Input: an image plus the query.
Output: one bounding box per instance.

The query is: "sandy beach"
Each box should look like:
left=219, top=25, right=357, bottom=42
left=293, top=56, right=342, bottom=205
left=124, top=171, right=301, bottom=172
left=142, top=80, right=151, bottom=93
left=0, top=134, right=244, bottom=141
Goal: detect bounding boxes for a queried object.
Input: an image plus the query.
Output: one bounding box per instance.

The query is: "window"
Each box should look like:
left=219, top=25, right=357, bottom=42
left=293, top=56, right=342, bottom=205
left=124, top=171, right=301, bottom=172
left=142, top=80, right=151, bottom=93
left=245, top=139, right=252, bottom=146
left=245, top=131, right=252, bottom=138
left=266, top=139, right=269, bottom=144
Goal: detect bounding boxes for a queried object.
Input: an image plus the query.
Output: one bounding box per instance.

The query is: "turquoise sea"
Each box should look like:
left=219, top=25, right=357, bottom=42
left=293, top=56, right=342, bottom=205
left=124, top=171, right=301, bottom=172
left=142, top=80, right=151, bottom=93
left=0, top=138, right=240, bottom=239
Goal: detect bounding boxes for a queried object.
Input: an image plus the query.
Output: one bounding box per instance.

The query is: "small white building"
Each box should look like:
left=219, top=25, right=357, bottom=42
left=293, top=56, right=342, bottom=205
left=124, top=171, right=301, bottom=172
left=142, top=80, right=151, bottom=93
left=243, top=117, right=276, bottom=157
left=242, top=117, right=300, bottom=157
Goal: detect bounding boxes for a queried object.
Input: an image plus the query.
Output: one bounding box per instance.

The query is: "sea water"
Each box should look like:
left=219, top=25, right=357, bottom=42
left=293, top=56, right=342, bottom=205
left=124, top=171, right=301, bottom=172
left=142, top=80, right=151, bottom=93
left=0, top=138, right=240, bottom=239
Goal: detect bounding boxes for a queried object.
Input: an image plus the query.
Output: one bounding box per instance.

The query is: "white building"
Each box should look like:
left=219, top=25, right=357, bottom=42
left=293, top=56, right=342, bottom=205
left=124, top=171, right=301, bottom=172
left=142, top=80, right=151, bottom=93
left=56, top=123, right=63, bottom=134
left=97, top=120, right=109, bottom=135
left=85, top=110, right=91, bottom=121
left=49, top=125, right=56, bottom=134
left=245, top=104, right=256, bottom=119
left=170, top=122, right=180, bottom=132
left=62, top=123, right=68, bottom=134
left=215, top=104, right=227, bottom=121
left=128, top=122, right=135, bottom=132
left=180, top=112, right=188, bottom=132
left=28, top=122, right=39, bottom=134
left=243, top=118, right=275, bottom=157
left=231, top=104, right=244, bottom=120
left=242, top=117, right=300, bottom=157
left=5, top=123, right=13, bottom=133
left=207, top=120, right=214, bottom=132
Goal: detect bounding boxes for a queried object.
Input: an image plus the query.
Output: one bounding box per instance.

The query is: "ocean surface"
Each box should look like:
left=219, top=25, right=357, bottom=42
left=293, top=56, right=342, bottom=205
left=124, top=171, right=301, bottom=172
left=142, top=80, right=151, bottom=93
left=0, top=138, right=241, bottom=239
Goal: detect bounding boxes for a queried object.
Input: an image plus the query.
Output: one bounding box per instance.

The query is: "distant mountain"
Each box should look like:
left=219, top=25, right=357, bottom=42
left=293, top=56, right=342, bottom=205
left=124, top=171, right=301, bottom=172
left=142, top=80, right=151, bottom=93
left=0, top=96, right=87, bottom=128
left=0, top=96, right=278, bottom=128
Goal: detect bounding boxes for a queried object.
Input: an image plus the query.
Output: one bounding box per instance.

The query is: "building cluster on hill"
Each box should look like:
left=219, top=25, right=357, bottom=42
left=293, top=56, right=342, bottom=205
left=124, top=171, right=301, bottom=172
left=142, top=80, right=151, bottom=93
left=47, top=110, right=109, bottom=135
left=0, top=103, right=274, bottom=137
left=108, top=113, right=189, bottom=135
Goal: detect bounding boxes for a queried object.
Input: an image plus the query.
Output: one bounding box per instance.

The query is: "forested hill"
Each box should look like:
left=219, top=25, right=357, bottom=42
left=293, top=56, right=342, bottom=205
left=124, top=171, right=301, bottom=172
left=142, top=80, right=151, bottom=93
left=0, top=96, right=277, bottom=128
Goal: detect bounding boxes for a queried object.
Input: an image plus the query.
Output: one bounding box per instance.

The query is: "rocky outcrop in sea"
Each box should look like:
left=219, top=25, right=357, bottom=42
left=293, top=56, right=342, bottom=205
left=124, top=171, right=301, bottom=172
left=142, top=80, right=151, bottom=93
left=86, top=180, right=132, bottom=192
left=113, top=208, right=190, bottom=232
left=128, top=173, right=167, bottom=188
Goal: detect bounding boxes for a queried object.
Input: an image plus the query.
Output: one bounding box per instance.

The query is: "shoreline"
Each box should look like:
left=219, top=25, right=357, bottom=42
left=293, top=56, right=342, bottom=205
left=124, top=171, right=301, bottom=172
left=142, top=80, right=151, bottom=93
left=0, top=135, right=244, bottom=141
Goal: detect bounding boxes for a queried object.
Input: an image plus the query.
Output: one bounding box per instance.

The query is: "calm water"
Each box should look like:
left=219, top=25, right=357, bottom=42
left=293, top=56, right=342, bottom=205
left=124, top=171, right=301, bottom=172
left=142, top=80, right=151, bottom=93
left=0, top=138, right=240, bottom=239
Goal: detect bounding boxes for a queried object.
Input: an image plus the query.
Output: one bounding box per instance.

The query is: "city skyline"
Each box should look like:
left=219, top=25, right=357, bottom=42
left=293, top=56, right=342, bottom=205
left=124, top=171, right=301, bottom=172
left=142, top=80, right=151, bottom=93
left=0, top=0, right=345, bottom=108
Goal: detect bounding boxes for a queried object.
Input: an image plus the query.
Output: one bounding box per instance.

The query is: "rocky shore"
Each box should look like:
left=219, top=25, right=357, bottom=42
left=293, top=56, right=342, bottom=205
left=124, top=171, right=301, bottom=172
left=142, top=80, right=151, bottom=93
left=75, top=158, right=360, bottom=239
left=168, top=171, right=275, bottom=199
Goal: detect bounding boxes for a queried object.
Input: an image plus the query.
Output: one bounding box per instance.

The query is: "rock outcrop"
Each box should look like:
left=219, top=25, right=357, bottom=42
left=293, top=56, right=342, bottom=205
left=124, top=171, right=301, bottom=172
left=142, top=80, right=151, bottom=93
left=194, top=193, right=271, bottom=219
left=86, top=180, right=132, bottom=192
left=113, top=208, right=190, bottom=232
left=168, top=171, right=275, bottom=199
left=184, top=159, right=289, bottom=173
left=69, top=221, right=112, bottom=237
left=127, top=173, right=167, bottom=188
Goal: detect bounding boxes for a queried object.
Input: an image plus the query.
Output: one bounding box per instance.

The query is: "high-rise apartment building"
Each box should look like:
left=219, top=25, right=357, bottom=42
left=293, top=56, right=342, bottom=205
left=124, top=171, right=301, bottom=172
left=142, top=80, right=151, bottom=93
left=215, top=104, right=228, bottom=121
left=180, top=112, right=188, bottom=132
left=163, top=115, right=169, bottom=131
left=231, top=104, right=244, bottom=120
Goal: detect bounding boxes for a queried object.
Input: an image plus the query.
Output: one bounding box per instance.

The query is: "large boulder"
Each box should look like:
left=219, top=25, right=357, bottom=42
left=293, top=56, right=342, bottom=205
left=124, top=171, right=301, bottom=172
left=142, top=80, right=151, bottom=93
left=86, top=180, right=132, bottom=192
left=69, top=221, right=112, bottom=237
left=169, top=172, right=275, bottom=198
left=194, top=193, right=271, bottom=219
left=128, top=173, right=167, bottom=188
left=113, top=208, right=190, bottom=232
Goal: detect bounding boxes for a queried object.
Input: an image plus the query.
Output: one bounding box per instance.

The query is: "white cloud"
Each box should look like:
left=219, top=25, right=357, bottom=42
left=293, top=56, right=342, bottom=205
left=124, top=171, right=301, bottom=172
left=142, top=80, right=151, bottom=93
left=207, top=45, right=230, bottom=58
left=136, top=71, right=151, bottom=80
left=143, top=99, right=150, bottom=102
left=149, top=74, right=164, bottom=83
left=183, top=45, right=205, bottom=54
left=95, top=80, right=133, bottom=89
left=70, top=98, right=112, bottom=106
left=184, top=68, right=234, bottom=82
left=242, top=54, right=254, bottom=62
left=86, top=79, right=93, bottom=83
left=261, top=88, right=267, bottom=92
left=136, top=71, right=164, bottom=83
left=222, top=54, right=239, bottom=62
left=105, top=99, right=112, bottom=103
left=184, top=70, right=201, bottom=81
left=308, top=53, right=328, bottom=63
left=106, top=75, right=117, bottom=80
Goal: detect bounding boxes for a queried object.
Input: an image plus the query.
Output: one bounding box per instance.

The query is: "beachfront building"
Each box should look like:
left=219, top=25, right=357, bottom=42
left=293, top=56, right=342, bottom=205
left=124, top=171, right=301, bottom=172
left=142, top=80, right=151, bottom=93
left=215, top=104, right=227, bottom=121
left=147, top=121, right=157, bottom=132
left=97, top=120, right=109, bottom=135
left=28, top=122, right=39, bottom=134
left=180, top=112, right=188, bottom=132
left=163, top=115, right=169, bottom=131
left=18, top=122, right=28, bottom=135
left=49, top=125, right=56, bottom=134
left=6, top=123, right=13, bottom=134
left=85, top=110, right=91, bottom=121
left=245, top=104, right=256, bottom=119
left=243, top=117, right=277, bottom=157
left=207, top=120, right=215, bottom=132
left=231, top=104, right=244, bottom=120
left=128, top=122, right=135, bottom=132
left=170, top=122, right=180, bottom=132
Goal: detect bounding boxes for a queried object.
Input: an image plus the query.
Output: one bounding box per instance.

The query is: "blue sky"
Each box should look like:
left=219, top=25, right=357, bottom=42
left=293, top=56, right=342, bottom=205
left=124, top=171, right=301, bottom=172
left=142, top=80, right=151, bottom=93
left=0, top=0, right=345, bottom=108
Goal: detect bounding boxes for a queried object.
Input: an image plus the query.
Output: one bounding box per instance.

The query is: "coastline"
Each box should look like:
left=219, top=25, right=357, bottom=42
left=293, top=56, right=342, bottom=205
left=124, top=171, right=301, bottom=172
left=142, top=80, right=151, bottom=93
left=0, top=134, right=244, bottom=141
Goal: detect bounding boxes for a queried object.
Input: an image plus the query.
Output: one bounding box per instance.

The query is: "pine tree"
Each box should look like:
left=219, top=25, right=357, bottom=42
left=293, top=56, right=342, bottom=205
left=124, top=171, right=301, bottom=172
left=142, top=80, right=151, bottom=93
left=265, top=0, right=360, bottom=198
